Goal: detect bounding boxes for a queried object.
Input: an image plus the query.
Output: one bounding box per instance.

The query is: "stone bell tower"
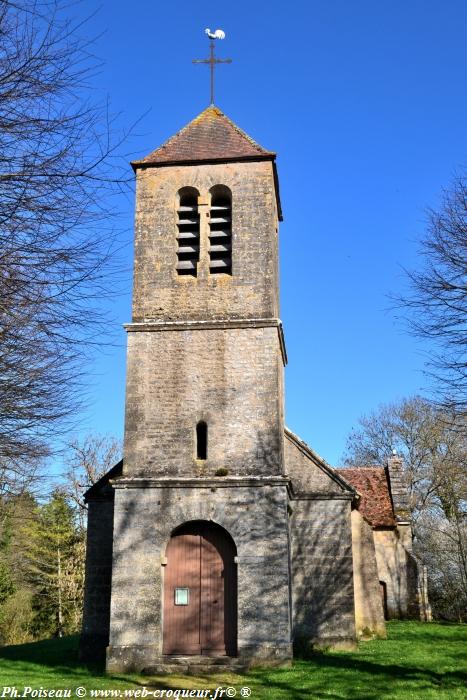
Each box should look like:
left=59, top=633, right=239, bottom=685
left=103, top=106, right=293, bottom=672
left=123, top=105, right=286, bottom=480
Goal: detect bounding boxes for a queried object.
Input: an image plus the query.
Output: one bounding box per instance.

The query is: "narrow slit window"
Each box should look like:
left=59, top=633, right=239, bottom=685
left=177, top=190, right=200, bottom=276
left=196, top=421, right=208, bottom=460
left=209, top=187, right=232, bottom=275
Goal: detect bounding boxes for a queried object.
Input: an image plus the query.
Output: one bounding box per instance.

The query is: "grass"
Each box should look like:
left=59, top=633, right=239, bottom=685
left=0, top=621, right=465, bottom=699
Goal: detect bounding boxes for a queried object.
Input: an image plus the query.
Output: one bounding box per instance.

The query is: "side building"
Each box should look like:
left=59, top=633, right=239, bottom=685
left=336, top=455, right=431, bottom=635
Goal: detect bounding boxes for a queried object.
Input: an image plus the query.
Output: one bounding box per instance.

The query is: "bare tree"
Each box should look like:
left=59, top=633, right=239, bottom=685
left=0, top=1, right=130, bottom=478
left=400, top=171, right=467, bottom=415
left=22, top=490, right=84, bottom=637
left=62, top=433, right=122, bottom=529
left=343, top=397, right=465, bottom=521
left=343, top=396, right=467, bottom=620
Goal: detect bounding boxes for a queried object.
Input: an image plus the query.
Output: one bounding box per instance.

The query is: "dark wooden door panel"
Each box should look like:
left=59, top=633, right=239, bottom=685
left=201, top=529, right=225, bottom=654
left=163, top=522, right=237, bottom=656
left=162, top=532, right=201, bottom=654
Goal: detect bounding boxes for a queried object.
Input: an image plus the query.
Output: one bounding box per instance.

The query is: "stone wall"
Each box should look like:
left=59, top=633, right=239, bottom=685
left=373, top=525, right=413, bottom=618
left=132, top=160, right=279, bottom=322
left=284, top=431, right=349, bottom=495
left=123, top=327, right=284, bottom=478
left=106, top=481, right=292, bottom=672
left=290, top=498, right=356, bottom=650
left=350, top=510, right=386, bottom=638
left=80, top=496, right=115, bottom=660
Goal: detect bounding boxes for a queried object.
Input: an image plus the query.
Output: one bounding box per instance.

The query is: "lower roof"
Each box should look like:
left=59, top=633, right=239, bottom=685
left=335, top=467, right=396, bottom=528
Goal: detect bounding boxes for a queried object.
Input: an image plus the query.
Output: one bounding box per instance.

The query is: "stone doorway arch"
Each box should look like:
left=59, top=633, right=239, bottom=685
left=162, top=521, right=237, bottom=656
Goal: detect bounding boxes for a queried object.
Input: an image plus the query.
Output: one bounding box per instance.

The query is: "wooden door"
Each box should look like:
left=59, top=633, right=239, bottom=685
left=163, top=522, right=237, bottom=656
left=380, top=581, right=388, bottom=620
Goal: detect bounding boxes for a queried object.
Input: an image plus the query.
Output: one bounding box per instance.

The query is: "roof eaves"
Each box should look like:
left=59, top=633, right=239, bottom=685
left=130, top=153, right=276, bottom=170
left=84, top=459, right=123, bottom=501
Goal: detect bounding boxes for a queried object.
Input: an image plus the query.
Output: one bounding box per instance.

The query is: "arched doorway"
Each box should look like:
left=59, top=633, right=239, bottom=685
left=162, top=521, right=237, bottom=656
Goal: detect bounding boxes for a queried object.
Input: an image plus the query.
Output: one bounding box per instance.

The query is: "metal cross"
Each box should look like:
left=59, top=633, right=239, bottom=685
left=193, top=37, right=232, bottom=104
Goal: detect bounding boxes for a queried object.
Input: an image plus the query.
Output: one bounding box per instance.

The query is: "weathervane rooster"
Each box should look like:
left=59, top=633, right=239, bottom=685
left=205, top=28, right=226, bottom=40
left=193, top=28, right=232, bottom=104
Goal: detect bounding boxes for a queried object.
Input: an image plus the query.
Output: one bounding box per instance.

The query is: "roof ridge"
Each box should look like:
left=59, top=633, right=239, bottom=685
left=284, top=426, right=333, bottom=470
left=336, top=465, right=385, bottom=469
left=148, top=105, right=215, bottom=159
left=284, top=426, right=356, bottom=494
left=132, top=104, right=275, bottom=167
left=210, top=105, right=274, bottom=155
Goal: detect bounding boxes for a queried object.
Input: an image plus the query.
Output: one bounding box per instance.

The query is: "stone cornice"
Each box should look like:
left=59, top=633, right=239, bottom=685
left=124, top=318, right=288, bottom=366
left=125, top=317, right=280, bottom=331
left=110, top=476, right=354, bottom=501
left=111, top=476, right=290, bottom=489
left=289, top=492, right=355, bottom=501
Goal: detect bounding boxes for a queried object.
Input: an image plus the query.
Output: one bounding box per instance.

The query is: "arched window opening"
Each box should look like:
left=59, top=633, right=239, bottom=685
left=177, top=189, right=200, bottom=276
left=196, top=421, right=208, bottom=460
left=209, top=186, right=232, bottom=275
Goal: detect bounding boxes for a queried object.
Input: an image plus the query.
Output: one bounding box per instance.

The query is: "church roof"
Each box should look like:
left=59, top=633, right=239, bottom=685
left=131, top=105, right=276, bottom=167
left=335, top=467, right=396, bottom=528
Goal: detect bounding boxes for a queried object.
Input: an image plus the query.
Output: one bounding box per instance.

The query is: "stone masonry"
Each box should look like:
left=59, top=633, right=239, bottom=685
left=106, top=482, right=292, bottom=672
left=104, top=106, right=294, bottom=671
left=80, top=105, right=423, bottom=672
left=131, top=160, right=280, bottom=323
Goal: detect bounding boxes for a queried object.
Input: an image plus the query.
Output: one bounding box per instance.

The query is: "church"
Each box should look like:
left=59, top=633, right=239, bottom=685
left=80, top=104, right=429, bottom=673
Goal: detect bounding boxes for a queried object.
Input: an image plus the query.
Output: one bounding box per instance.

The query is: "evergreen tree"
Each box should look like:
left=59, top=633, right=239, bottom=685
left=0, top=493, right=37, bottom=643
left=0, top=506, right=14, bottom=608
left=25, top=491, right=84, bottom=638
left=0, top=559, right=14, bottom=607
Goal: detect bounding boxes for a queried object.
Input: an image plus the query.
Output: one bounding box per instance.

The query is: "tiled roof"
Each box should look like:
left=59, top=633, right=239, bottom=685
left=335, top=467, right=396, bottom=527
left=132, top=105, right=275, bottom=167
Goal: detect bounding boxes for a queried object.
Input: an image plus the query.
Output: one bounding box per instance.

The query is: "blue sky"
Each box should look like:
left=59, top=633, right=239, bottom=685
left=69, top=0, right=467, bottom=466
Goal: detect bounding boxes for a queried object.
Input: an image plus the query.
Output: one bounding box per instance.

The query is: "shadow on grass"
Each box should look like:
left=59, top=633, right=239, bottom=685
left=242, top=661, right=466, bottom=700
left=301, top=653, right=464, bottom=686
left=0, top=637, right=230, bottom=691
left=0, top=636, right=101, bottom=672
left=0, top=637, right=75, bottom=659
left=0, top=637, right=130, bottom=687
left=385, top=621, right=467, bottom=644
left=0, top=625, right=466, bottom=699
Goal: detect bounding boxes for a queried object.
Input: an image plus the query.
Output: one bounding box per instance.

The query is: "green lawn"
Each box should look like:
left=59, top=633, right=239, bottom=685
left=0, top=621, right=465, bottom=699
